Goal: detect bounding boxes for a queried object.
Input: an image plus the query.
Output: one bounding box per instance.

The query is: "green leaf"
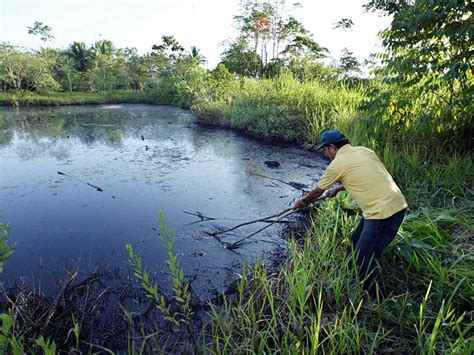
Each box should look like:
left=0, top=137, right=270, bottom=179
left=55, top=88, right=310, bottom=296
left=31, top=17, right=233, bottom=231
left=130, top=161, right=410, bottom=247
left=405, top=238, right=433, bottom=250
left=0, top=313, right=13, bottom=337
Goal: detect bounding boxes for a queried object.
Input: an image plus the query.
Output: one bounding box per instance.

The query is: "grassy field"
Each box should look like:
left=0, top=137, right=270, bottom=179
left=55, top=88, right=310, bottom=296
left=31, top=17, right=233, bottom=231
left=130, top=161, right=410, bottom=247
left=0, top=90, right=153, bottom=106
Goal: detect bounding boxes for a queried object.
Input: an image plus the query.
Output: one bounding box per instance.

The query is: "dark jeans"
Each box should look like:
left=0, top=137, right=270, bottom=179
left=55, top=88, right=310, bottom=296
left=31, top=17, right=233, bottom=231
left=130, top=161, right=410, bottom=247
left=347, top=208, right=407, bottom=295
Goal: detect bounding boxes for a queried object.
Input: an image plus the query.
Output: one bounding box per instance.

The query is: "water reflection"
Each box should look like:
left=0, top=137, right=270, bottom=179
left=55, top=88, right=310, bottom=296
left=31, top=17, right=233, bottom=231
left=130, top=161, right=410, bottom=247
left=0, top=104, right=327, bottom=298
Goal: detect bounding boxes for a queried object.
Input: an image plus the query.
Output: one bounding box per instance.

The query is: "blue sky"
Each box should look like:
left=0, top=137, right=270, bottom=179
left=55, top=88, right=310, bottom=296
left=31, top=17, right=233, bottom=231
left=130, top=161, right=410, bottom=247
left=1, top=0, right=391, bottom=68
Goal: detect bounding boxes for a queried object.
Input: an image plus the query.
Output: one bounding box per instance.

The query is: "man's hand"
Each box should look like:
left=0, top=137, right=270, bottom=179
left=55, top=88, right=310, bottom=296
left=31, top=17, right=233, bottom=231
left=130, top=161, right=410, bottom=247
left=293, top=186, right=326, bottom=210
left=293, top=198, right=307, bottom=210
left=324, top=186, right=344, bottom=198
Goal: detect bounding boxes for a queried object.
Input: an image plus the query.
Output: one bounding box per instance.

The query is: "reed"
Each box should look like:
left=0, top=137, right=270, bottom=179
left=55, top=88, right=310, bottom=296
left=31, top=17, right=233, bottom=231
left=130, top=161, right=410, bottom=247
left=0, top=90, right=152, bottom=106
left=204, top=200, right=473, bottom=353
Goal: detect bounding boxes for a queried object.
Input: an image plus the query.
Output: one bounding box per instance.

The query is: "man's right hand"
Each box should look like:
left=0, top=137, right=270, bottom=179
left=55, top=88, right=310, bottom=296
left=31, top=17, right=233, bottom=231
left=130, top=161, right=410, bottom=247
left=324, top=187, right=342, bottom=198
left=293, top=198, right=307, bottom=210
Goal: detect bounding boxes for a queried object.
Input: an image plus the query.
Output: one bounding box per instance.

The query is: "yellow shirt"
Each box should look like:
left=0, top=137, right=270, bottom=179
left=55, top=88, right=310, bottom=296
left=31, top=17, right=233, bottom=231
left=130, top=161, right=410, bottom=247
left=318, top=145, right=407, bottom=219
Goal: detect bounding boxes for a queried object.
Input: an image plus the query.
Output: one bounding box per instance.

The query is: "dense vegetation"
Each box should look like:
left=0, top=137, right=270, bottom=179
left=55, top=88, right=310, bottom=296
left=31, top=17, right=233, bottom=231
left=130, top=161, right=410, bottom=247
left=0, top=0, right=472, bottom=353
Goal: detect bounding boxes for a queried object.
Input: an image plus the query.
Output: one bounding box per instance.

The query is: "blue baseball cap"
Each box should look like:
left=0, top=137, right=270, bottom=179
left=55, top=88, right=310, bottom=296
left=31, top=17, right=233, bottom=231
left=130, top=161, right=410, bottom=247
left=315, top=130, right=346, bottom=150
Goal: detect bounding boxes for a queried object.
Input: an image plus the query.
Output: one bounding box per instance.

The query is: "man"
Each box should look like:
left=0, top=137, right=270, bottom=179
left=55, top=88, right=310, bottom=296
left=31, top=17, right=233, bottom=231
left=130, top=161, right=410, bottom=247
left=293, top=129, right=407, bottom=296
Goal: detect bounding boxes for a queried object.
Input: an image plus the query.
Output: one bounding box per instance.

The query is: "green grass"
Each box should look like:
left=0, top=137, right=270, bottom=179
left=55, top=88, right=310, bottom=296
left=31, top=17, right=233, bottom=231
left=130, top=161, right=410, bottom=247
left=203, top=199, right=473, bottom=353
left=192, top=73, right=363, bottom=143
left=0, top=90, right=153, bottom=106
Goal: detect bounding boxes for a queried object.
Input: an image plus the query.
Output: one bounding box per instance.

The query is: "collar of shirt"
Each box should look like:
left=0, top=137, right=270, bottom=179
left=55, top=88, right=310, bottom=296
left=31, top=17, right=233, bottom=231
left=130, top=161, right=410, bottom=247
left=335, top=144, right=351, bottom=158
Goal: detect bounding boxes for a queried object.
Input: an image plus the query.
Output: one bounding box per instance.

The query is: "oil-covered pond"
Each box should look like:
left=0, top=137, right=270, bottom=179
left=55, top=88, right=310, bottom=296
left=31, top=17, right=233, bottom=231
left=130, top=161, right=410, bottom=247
left=0, top=104, right=326, bottom=298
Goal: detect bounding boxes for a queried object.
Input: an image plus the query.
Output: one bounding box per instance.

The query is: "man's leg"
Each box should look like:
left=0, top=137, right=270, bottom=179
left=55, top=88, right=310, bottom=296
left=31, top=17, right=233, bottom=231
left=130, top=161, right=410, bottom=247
left=373, top=209, right=407, bottom=259
left=347, top=213, right=405, bottom=296
left=371, top=209, right=407, bottom=296
left=347, top=217, right=364, bottom=256
left=348, top=219, right=392, bottom=296
left=355, top=220, right=383, bottom=285
left=346, top=218, right=365, bottom=276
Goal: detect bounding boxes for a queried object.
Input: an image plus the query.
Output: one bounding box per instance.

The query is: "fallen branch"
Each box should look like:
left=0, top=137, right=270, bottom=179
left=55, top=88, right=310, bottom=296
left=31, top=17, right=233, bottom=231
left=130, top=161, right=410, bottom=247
left=226, top=209, right=296, bottom=249
left=260, top=219, right=296, bottom=224
left=183, top=211, right=223, bottom=227
left=182, top=211, right=216, bottom=221
left=208, top=207, right=294, bottom=237
left=58, top=171, right=104, bottom=192
left=211, top=197, right=326, bottom=248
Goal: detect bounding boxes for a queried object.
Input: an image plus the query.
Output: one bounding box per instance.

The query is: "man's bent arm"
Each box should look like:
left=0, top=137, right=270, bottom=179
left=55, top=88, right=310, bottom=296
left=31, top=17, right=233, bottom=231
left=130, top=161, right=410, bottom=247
left=328, top=185, right=345, bottom=196
left=294, top=186, right=325, bottom=209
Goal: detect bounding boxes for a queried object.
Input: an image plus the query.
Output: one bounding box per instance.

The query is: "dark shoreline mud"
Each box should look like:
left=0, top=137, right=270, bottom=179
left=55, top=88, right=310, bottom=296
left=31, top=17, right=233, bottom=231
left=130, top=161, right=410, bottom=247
left=0, top=206, right=316, bottom=352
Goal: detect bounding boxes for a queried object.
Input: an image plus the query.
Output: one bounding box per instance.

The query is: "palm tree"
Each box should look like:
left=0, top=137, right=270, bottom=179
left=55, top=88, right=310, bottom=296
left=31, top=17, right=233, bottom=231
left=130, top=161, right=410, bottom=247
left=66, top=41, right=91, bottom=72
left=92, top=40, right=114, bottom=57
left=188, top=46, right=207, bottom=65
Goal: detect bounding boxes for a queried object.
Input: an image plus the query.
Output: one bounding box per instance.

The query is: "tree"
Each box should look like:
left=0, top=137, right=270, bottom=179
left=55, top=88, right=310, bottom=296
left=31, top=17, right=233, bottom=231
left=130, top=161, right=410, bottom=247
left=152, top=35, right=185, bottom=59
left=0, top=45, right=32, bottom=90
left=124, top=48, right=150, bottom=90
left=363, top=0, right=413, bottom=15
left=27, top=21, right=54, bottom=44
left=282, top=34, right=328, bottom=59
left=379, top=0, right=473, bottom=105
left=234, top=0, right=273, bottom=73
left=0, top=44, right=59, bottom=91
left=233, top=0, right=315, bottom=76
left=333, top=18, right=354, bottom=30
left=66, top=42, right=91, bottom=72
left=281, top=32, right=328, bottom=81
left=52, top=52, right=76, bottom=91
left=206, top=64, right=239, bottom=103
left=338, top=48, right=361, bottom=76
left=219, top=36, right=262, bottom=77
left=92, top=40, right=114, bottom=57
left=188, top=46, right=207, bottom=65
left=86, top=40, right=131, bottom=90
left=367, top=0, right=473, bottom=144
left=86, top=54, right=127, bottom=91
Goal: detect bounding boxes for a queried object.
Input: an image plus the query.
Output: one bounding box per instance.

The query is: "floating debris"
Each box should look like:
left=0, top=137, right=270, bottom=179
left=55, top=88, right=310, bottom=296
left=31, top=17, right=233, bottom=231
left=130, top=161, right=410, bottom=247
left=264, top=160, right=281, bottom=168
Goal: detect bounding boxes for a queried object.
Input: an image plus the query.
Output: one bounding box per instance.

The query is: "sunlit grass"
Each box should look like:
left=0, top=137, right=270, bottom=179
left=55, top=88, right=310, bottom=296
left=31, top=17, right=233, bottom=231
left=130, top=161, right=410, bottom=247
left=203, top=201, right=473, bottom=353
left=193, top=73, right=364, bottom=143
left=0, top=90, right=152, bottom=106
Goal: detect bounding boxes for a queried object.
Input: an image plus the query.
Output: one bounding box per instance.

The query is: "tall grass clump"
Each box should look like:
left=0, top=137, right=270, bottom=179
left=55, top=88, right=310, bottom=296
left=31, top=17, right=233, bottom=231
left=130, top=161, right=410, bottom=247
left=204, top=196, right=473, bottom=353
left=192, top=73, right=364, bottom=143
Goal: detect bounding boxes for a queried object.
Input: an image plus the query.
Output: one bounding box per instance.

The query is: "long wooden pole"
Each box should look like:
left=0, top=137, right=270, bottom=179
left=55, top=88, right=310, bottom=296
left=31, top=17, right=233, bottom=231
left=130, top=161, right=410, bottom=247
left=214, top=196, right=326, bottom=249
left=209, top=207, right=295, bottom=237
left=226, top=209, right=297, bottom=249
